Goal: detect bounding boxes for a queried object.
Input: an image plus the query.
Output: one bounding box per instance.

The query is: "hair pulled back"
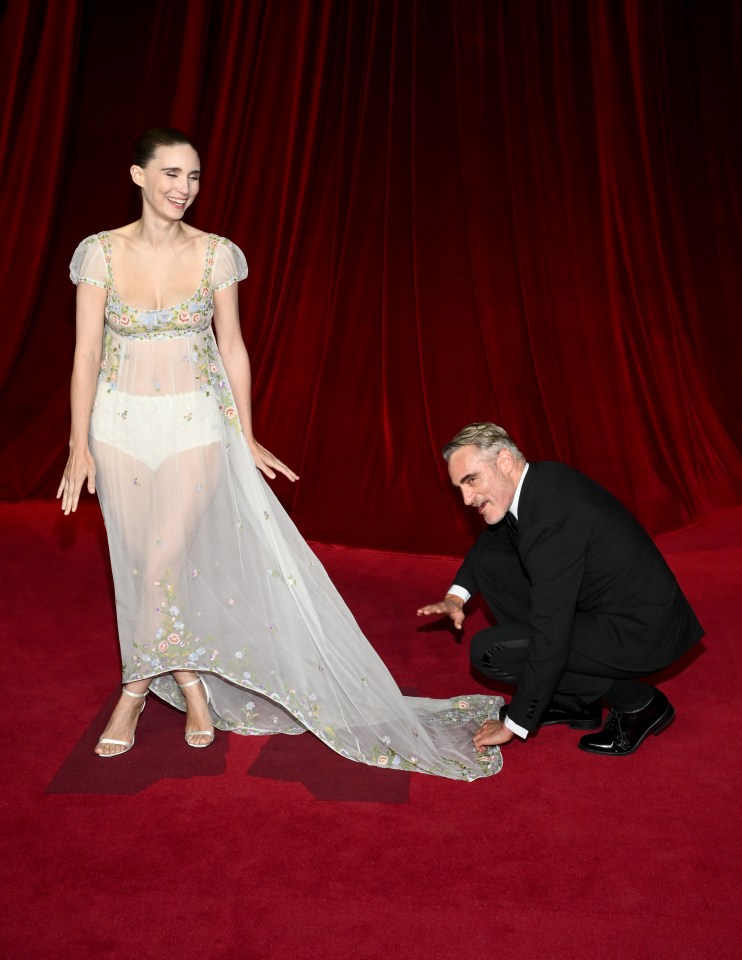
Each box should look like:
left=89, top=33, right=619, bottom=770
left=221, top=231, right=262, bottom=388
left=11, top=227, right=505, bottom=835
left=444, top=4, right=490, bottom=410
left=133, top=127, right=196, bottom=167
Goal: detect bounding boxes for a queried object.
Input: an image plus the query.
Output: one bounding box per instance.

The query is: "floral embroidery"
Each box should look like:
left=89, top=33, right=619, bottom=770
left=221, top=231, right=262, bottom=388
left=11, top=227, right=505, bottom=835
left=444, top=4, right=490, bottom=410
left=97, top=233, right=221, bottom=340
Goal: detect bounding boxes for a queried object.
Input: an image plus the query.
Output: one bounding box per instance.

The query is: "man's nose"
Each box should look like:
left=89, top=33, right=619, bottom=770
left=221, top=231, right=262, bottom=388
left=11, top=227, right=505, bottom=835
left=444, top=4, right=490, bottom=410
left=462, top=487, right=474, bottom=505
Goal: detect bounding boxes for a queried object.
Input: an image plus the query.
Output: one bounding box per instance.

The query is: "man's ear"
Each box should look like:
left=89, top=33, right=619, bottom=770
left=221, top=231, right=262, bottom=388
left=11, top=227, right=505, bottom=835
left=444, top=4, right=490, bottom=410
left=497, top=448, right=514, bottom=474
left=130, top=164, right=144, bottom=187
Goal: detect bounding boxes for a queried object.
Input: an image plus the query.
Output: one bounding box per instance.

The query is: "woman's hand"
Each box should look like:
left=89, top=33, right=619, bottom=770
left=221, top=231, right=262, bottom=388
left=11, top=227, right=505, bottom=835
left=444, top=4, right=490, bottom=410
left=248, top=440, right=299, bottom=482
left=56, top=448, right=97, bottom=515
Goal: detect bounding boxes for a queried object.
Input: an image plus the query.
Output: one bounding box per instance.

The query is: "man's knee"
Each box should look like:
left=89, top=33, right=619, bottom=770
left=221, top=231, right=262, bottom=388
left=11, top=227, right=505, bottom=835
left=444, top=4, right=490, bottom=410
left=470, top=625, right=530, bottom=682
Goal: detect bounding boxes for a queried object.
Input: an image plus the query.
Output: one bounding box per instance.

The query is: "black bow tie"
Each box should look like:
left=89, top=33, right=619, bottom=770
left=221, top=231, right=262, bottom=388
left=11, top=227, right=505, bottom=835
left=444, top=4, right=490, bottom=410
left=504, top=511, right=518, bottom=536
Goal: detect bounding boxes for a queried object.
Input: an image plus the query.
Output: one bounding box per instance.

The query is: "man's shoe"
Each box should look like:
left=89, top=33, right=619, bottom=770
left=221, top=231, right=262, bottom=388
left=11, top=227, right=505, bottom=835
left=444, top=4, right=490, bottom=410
left=578, top=690, right=675, bottom=757
left=498, top=700, right=602, bottom=729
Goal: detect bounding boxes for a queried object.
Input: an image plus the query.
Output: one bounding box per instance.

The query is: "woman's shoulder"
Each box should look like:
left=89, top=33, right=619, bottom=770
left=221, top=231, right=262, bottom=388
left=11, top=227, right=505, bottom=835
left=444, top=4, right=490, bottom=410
left=74, top=231, right=109, bottom=248
left=70, top=233, right=110, bottom=286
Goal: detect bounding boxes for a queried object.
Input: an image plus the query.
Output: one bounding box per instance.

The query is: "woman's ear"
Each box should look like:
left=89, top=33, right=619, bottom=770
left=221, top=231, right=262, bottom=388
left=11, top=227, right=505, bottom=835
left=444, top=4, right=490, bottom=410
left=130, top=164, right=144, bottom=187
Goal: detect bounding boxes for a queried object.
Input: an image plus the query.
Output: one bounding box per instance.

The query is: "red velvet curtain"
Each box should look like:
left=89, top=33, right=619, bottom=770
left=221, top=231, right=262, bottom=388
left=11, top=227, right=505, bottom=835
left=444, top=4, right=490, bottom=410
left=1, top=0, right=740, bottom=554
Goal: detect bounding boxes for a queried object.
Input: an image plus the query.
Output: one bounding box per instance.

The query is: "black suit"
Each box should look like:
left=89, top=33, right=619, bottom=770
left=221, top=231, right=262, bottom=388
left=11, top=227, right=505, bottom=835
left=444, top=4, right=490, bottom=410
left=454, top=462, right=703, bottom=732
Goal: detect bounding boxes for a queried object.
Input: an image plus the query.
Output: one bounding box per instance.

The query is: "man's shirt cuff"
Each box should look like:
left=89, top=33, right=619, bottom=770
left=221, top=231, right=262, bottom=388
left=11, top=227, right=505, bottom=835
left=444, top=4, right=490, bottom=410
left=504, top=715, right=529, bottom=739
left=447, top=584, right=471, bottom=603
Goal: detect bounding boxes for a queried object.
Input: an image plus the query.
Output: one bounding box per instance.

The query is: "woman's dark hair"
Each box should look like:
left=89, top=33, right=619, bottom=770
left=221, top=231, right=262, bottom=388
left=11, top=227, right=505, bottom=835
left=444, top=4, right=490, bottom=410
left=133, top=127, right=196, bottom=167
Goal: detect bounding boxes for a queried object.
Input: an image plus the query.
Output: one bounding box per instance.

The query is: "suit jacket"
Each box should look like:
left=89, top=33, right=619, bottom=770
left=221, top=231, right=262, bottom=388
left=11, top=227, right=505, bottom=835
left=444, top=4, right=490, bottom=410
left=455, top=462, right=703, bottom=731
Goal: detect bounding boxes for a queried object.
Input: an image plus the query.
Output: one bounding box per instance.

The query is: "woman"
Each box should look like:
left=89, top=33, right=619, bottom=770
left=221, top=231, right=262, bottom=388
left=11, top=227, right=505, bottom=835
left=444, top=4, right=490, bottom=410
left=58, top=127, right=503, bottom=779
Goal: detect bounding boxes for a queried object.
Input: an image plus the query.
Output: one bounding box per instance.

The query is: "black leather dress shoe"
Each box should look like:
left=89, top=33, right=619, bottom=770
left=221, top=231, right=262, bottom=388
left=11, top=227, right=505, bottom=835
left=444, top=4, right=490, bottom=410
left=578, top=690, right=675, bottom=756
left=498, top=700, right=602, bottom=729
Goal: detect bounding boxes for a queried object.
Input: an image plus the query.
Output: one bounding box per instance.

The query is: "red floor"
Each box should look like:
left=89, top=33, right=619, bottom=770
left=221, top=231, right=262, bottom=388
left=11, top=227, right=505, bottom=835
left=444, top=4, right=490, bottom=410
left=1, top=501, right=739, bottom=959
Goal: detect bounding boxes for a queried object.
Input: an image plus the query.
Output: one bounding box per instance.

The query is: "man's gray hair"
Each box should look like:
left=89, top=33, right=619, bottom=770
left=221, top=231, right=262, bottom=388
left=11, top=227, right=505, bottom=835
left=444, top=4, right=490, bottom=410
left=442, top=422, right=524, bottom=463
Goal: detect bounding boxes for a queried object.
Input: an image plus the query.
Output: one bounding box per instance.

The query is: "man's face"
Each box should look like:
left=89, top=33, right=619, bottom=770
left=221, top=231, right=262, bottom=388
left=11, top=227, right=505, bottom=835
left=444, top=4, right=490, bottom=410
left=448, top=445, right=517, bottom=525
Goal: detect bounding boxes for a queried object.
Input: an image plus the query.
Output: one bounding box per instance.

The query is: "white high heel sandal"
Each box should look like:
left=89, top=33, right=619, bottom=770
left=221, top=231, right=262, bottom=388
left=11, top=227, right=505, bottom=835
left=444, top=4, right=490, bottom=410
left=176, top=676, right=215, bottom=749
left=95, top=687, right=148, bottom=758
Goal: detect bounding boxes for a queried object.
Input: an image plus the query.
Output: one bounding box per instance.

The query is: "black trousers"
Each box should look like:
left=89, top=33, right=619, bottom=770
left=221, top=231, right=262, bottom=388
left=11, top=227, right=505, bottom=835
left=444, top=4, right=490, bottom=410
left=469, top=548, right=655, bottom=711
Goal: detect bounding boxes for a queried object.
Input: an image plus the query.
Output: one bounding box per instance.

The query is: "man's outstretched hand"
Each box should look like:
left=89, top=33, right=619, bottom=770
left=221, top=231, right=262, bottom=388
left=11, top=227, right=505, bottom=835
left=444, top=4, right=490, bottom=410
left=472, top=718, right=515, bottom=752
left=416, top=595, right=466, bottom=630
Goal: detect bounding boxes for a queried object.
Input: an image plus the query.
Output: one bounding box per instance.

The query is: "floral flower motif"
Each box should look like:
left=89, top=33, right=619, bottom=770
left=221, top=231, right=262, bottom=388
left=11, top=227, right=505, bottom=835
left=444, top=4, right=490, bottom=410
left=201, top=286, right=209, bottom=297
left=457, top=700, right=470, bottom=709
left=191, top=569, right=199, bottom=578
left=381, top=735, right=391, bottom=746
left=227, top=598, right=235, bottom=605
left=209, top=363, right=218, bottom=373
left=167, top=633, right=180, bottom=644
left=225, top=407, right=237, bottom=419
left=191, top=313, right=202, bottom=324
left=377, top=756, right=389, bottom=766
left=158, top=641, right=169, bottom=652
left=120, top=315, right=131, bottom=326
left=179, top=311, right=191, bottom=324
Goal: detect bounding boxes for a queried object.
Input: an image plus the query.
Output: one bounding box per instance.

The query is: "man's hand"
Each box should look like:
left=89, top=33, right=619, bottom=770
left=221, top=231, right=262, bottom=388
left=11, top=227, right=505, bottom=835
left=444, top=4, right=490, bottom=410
left=416, top=595, right=466, bottom=630
left=472, top=718, right=515, bottom=752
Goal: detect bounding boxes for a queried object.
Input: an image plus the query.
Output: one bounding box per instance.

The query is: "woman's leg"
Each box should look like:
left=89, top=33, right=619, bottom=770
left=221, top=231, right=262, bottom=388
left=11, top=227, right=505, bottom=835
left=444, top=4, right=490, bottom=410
left=92, top=440, right=221, bottom=752
left=94, top=678, right=152, bottom=757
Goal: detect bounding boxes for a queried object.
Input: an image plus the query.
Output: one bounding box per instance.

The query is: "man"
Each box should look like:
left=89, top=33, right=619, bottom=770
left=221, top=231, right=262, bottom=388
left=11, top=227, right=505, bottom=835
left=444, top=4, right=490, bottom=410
left=417, top=423, right=703, bottom=756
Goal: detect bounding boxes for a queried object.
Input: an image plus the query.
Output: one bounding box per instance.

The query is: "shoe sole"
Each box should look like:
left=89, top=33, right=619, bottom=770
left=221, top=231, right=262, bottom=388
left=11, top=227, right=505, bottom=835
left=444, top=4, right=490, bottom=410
left=578, top=704, right=675, bottom=756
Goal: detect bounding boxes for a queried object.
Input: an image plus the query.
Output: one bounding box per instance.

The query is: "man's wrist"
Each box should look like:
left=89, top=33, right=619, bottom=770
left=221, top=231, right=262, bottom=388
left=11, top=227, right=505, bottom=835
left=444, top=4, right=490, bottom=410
left=446, top=584, right=470, bottom=604
left=504, top=715, right=529, bottom=739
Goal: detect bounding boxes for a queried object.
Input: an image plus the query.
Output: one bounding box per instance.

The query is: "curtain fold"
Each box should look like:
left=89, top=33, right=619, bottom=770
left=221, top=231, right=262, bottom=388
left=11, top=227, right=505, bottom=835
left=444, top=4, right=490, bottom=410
left=1, top=0, right=739, bottom=554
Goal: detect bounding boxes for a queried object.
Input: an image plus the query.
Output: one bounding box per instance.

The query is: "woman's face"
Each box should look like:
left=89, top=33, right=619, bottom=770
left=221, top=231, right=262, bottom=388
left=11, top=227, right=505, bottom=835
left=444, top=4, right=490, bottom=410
left=131, top=143, right=201, bottom=220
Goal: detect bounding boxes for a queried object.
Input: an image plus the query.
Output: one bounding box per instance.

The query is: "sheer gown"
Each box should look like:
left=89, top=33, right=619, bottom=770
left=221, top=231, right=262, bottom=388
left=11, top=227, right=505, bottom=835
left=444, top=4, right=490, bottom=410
left=70, top=232, right=503, bottom=780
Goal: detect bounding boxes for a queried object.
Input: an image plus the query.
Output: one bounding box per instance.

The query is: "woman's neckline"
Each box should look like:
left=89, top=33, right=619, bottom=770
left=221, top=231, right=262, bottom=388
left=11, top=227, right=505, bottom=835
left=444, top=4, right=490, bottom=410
left=103, top=231, right=214, bottom=313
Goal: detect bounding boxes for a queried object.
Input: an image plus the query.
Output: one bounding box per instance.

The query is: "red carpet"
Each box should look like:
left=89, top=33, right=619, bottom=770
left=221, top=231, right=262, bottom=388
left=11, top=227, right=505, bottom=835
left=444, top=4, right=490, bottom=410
left=1, top=502, right=739, bottom=959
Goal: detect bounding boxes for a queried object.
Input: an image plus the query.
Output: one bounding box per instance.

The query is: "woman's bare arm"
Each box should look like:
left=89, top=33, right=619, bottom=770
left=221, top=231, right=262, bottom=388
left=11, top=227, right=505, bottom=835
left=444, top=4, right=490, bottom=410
left=56, top=283, right=107, bottom=514
left=213, top=282, right=298, bottom=482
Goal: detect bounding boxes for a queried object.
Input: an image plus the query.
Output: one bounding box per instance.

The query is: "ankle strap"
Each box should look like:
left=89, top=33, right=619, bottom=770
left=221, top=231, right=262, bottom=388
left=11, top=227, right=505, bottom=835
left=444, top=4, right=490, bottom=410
left=176, top=677, right=201, bottom=689
left=122, top=687, right=148, bottom=699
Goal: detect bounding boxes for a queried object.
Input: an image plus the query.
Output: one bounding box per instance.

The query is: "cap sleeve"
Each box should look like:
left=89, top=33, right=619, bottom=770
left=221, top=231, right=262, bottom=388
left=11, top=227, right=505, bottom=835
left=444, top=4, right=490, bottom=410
left=212, top=237, right=248, bottom=291
left=70, top=235, right=108, bottom=288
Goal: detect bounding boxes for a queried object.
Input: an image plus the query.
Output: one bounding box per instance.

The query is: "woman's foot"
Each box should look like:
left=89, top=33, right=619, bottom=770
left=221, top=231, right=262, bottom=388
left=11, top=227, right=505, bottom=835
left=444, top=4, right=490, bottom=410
left=95, top=685, right=149, bottom=757
left=175, top=674, right=214, bottom=748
